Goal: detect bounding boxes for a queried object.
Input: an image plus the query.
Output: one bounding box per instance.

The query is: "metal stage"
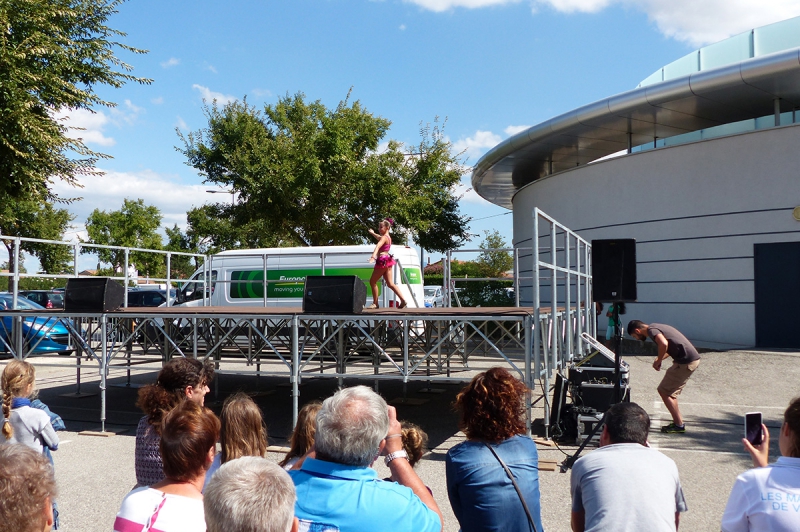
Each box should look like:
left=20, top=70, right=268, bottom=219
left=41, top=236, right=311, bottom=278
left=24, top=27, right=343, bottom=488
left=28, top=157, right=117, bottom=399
left=1, top=209, right=594, bottom=436
left=0, top=304, right=591, bottom=435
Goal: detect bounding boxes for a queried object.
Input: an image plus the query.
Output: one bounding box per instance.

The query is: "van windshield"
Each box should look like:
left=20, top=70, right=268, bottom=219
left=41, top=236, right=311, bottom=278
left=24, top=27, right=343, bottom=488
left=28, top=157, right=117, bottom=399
left=181, top=270, right=217, bottom=302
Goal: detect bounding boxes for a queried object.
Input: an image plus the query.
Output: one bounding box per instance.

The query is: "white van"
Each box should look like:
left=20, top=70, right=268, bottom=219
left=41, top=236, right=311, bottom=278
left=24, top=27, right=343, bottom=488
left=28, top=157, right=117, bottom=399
left=173, top=245, right=423, bottom=309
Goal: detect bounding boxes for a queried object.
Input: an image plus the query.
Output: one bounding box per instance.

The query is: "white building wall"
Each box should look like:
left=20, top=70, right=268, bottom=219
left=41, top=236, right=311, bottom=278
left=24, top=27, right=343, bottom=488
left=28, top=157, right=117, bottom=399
left=512, top=123, right=800, bottom=348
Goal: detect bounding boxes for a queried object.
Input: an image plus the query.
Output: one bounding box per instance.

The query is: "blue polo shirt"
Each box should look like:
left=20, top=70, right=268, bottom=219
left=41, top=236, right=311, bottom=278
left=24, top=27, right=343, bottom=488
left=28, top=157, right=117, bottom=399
left=289, top=457, right=441, bottom=532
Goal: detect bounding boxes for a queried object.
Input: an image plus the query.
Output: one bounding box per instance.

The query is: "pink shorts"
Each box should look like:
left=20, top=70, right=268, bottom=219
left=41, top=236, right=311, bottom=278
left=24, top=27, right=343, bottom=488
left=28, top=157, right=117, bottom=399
left=375, top=254, right=396, bottom=268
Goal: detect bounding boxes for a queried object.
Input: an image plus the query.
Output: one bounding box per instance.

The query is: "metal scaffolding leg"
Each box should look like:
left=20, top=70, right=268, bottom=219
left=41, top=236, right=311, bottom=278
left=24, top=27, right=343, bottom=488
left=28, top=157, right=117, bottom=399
left=291, top=315, right=299, bottom=429
left=100, top=315, right=108, bottom=432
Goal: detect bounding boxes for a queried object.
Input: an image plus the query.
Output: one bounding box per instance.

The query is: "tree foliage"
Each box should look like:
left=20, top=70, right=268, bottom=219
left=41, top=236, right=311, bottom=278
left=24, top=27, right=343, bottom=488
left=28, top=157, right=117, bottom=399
left=0, top=0, right=150, bottom=208
left=84, top=199, right=163, bottom=276
left=477, top=229, right=513, bottom=277
left=178, top=91, right=470, bottom=252
left=164, top=224, right=200, bottom=279
left=0, top=200, right=74, bottom=292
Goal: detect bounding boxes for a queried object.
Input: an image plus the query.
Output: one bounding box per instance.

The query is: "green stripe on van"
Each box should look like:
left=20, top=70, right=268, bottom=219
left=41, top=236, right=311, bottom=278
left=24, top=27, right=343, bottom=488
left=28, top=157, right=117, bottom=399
left=229, top=267, right=421, bottom=299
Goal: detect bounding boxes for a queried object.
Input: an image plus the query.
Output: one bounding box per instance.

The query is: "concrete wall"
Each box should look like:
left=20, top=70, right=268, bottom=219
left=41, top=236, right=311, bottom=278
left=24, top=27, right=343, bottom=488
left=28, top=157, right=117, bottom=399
left=512, top=122, right=800, bottom=348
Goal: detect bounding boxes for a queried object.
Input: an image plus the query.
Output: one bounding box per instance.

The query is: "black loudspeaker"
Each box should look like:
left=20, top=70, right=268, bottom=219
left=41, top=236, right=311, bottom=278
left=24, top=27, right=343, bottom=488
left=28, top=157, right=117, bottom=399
left=303, top=276, right=366, bottom=314
left=64, top=277, right=125, bottom=312
left=592, top=239, right=637, bottom=302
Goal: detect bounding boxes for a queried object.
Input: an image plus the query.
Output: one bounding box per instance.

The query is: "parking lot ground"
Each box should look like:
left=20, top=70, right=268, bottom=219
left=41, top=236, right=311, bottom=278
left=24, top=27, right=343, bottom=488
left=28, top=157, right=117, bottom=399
left=6, top=347, right=799, bottom=531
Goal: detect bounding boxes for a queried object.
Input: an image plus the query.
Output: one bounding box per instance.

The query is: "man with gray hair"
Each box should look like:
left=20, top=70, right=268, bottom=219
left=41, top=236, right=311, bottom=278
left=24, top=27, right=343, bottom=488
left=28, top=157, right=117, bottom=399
left=289, top=385, right=442, bottom=532
left=205, top=456, right=298, bottom=532
left=0, top=443, right=58, bottom=532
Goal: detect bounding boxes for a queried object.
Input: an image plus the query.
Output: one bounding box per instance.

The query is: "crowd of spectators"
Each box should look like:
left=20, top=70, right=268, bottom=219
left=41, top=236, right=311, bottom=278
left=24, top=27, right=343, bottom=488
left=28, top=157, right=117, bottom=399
left=1, top=361, right=798, bottom=532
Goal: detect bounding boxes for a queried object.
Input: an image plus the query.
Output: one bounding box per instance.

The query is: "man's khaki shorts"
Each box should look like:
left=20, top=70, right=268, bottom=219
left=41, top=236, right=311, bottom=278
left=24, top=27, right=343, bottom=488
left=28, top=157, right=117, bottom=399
left=657, top=359, right=700, bottom=398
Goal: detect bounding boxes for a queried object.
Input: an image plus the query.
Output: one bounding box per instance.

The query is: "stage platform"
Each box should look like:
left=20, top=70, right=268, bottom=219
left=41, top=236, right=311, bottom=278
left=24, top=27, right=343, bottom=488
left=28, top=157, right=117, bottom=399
left=0, top=304, right=590, bottom=434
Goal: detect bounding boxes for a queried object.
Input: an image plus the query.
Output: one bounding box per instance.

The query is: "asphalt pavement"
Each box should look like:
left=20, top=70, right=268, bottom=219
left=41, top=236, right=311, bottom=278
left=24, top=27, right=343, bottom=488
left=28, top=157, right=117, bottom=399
left=9, top=347, right=800, bottom=531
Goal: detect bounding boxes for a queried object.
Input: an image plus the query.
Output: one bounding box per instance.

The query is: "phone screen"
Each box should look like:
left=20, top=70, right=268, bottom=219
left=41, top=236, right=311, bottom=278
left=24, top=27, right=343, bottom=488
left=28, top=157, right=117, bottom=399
left=745, top=412, right=763, bottom=445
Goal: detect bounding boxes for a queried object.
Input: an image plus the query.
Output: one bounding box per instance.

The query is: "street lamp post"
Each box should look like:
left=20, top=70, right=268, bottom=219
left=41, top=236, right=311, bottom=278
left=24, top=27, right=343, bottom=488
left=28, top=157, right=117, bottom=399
left=206, top=189, right=235, bottom=205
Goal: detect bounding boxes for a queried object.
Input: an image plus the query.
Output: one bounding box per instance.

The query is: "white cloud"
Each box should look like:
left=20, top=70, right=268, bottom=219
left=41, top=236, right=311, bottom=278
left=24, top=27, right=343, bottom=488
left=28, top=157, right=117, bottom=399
left=535, top=0, right=800, bottom=45
left=151, top=96, right=164, bottom=105
left=176, top=116, right=189, bottom=131
left=54, top=108, right=116, bottom=147
left=404, top=0, right=520, bottom=12
left=629, top=0, right=800, bottom=46
left=455, top=175, right=495, bottom=204
left=408, top=0, right=800, bottom=47
left=205, top=63, right=218, bottom=74
left=452, top=130, right=502, bottom=161
left=51, top=169, right=213, bottom=234
left=504, top=125, right=530, bottom=136
left=399, top=24, right=407, bottom=30
left=192, top=84, right=238, bottom=105
left=161, top=57, right=180, bottom=68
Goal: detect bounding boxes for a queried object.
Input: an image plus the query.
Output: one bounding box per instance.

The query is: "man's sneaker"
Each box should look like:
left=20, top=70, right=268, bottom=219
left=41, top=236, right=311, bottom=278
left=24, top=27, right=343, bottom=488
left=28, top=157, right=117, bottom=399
left=661, top=423, right=686, bottom=434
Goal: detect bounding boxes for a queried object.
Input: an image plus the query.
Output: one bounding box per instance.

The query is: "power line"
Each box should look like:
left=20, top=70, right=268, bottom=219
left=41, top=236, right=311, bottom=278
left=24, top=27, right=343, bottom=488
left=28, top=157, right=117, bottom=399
left=471, top=212, right=512, bottom=221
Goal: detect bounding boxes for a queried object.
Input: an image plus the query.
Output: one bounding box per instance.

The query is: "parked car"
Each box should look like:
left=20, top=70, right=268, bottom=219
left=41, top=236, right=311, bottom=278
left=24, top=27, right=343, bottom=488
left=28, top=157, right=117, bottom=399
left=126, top=289, right=170, bottom=307
left=424, top=285, right=444, bottom=308
left=0, top=294, right=72, bottom=355
left=18, top=290, right=64, bottom=309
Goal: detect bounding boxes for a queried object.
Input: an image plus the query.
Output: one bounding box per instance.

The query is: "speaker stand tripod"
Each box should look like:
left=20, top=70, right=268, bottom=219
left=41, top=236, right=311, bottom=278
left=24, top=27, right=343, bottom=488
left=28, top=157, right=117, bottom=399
left=560, top=304, right=624, bottom=472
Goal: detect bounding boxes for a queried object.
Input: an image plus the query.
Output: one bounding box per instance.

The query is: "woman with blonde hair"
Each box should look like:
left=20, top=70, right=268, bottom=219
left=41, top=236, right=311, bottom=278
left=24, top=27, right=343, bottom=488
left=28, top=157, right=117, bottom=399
left=367, top=218, right=407, bottom=309
left=204, top=392, right=268, bottom=488
left=280, top=400, right=322, bottom=470
left=135, top=357, right=215, bottom=487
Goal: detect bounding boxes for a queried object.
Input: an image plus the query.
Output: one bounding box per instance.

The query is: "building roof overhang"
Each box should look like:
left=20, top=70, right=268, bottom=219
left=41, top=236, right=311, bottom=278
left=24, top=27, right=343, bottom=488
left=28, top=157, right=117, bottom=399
left=472, top=47, right=800, bottom=209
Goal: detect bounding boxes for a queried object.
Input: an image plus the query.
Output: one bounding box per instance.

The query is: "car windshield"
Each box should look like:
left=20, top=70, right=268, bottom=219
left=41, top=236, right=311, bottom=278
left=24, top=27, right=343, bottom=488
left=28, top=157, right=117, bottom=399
left=424, top=288, right=438, bottom=297
left=0, top=295, right=44, bottom=310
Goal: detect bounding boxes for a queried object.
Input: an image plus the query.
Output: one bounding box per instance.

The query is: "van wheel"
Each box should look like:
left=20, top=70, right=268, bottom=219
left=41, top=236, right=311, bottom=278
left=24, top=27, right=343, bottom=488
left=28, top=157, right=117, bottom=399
left=58, top=350, right=74, bottom=356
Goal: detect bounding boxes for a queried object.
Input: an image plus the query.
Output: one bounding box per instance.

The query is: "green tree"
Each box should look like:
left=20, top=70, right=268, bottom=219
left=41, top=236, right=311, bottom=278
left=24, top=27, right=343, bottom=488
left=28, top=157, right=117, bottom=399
left=84, top=199, right=164, bottom=276
left=0, top=201, right=73, bottom=292
left=178, top=92, right=469, bottom=252
left=476, top=230, right=513, bottom=277
left=164, top=224, right=201, bottom=279
left=0, top=0, right=150, bottom=207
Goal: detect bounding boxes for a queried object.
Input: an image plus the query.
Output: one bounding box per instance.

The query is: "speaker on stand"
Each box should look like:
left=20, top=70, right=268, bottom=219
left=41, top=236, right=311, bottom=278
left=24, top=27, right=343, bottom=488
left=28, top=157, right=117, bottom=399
left=64, top=278, right=125, bottom=312
left=560, top=239, right=638, bottom=471
left=302, top=276, right=367, bottom=313
left=592, top=239, right=637, bottom=303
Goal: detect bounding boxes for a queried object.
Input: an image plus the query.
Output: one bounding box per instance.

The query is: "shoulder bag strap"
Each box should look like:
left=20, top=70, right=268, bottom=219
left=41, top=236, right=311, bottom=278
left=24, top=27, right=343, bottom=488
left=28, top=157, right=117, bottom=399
left=142, top=492, right=167, bottom=532
left=483, top=442, right=539, bottom=532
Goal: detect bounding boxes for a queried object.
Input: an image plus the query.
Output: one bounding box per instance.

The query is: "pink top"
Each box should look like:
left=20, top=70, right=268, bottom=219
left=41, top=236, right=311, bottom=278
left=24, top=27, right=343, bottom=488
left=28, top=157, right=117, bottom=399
left=379, top=235, right=392, bottom=253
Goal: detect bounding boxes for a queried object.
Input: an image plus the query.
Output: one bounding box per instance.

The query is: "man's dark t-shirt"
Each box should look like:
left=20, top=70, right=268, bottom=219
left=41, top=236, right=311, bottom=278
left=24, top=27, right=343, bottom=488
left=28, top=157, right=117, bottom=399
left=647, top=323, right=700, bottom=364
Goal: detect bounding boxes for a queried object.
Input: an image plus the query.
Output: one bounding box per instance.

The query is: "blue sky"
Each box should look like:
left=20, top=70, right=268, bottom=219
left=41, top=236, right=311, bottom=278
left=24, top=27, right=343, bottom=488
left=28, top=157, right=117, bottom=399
left=37, top=0, right=800, bottom=270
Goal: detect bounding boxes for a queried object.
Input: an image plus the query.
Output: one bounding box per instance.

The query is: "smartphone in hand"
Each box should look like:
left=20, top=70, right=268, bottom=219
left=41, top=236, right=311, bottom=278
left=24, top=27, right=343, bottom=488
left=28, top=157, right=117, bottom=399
left=744, top=412, right=763, bottom=445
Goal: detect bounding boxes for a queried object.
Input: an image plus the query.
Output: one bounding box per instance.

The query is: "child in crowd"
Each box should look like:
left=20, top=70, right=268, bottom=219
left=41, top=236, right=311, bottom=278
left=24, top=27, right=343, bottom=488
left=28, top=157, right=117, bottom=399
left=280, top=401, right=322, bottom=471
left=385, top=421, right=431, bottom=493
left=2, top=360, right=61, bottom=529
left=203, top=392, right=268, bottom=490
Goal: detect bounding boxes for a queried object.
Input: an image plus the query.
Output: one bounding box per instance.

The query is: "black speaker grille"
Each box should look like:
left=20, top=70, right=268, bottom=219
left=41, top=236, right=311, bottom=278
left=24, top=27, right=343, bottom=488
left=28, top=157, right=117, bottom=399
left=64, top=278, right=125, bottom=312
left=592, top=239, right=637, bottom=302
left=303, top=276, right=367, bottom=313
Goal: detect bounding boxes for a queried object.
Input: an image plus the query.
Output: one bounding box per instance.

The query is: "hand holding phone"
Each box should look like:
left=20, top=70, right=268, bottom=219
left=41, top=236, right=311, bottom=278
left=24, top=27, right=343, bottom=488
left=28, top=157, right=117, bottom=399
left=744, top=412, right=763, bottom=445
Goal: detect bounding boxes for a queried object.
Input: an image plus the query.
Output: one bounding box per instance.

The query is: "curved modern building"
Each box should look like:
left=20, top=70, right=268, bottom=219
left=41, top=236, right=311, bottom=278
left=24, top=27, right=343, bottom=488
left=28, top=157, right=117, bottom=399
left=472, top=16, right=800, bottom=348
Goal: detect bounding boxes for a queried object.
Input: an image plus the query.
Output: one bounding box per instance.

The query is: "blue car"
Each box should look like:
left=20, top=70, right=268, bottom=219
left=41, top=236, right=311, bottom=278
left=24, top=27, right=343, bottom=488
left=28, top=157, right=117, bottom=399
left=0, top=294, right=73, bottom=356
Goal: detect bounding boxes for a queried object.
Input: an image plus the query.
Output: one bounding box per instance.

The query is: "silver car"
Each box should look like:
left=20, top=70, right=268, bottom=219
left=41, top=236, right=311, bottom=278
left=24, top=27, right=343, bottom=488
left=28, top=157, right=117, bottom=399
left=423, top=286, right=444, bottom=308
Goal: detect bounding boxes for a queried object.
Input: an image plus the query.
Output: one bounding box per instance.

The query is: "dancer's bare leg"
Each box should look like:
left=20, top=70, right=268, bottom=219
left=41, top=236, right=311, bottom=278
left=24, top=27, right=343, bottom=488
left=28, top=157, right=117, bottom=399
left=382, top=270, right=406, bottom=307
left=369, top=268, right=384, bottom=307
